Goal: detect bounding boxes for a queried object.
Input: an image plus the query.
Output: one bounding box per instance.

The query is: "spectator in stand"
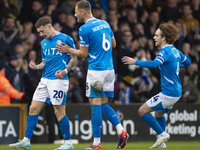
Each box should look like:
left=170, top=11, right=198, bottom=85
left=107, top=10, right=118, bottom=32
left=14, top=44, right=26, bottom=59
left=126, top=8, right=138, bottom=28
left=133, top=23, right=145, bottom=38
left=0, top=61, right=30, bottom=105
left=27, top=50, right=42, bottom=91
left=67, top=74, right=84, bottom=103
left=92, top=6, right=105, bottom=20
left=143, top=0, right=158, bottom=14
left=30, top=0, right=47, bottom=24
left=114, top=21, right=131, bottom=46
left=107, top=0, right=118, bottom=13
left=5, top=54, right=34, bottom=103
left=186, top=62, right=199, bottom=90
left=191, top=0, right=200, bottom=21
left=192, top=40, right=200, bottom=69
left=123, top=0, right=142, bottom=9
left=114, top=75, right=142, bottom=104
left=46, top=0, right=60, bottom=23
left=160, top=0, right=180, bottom=22
left=146, top=11, right=160, bottom=38
left=117, top=30, right=134, bottom=78
left=20, top=22, right=37, bottom=45
left=64, top=14, right=77, bottom=36
left=180, top=71, right=198, bottom=103
left=0, top=0, right=19, bottom=18
left=177, top=2, right=199, bottom=36
left=0, top=17, right=22, bottom=56
left=174, top=21, right=193, bottom=50
left=181, top=42, right=197, bottom=62
left=59, top=0, right=77, bottom=14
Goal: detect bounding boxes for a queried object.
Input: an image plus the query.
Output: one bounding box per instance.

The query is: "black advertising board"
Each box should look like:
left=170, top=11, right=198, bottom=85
left=31, top=104, right=200, bottom=143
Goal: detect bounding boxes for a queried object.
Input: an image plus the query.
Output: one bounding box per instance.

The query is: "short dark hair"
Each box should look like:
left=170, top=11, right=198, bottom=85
left=159, top=23, right=179, bottom=44
left=35, top=16, right=52, bottom=28
left=75, top=0, right=91, bottom=12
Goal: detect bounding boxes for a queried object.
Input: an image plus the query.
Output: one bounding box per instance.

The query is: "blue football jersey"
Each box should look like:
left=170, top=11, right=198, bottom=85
left=41, top=32, right=75, bottom=80
left=155, top=45, right=187, bottom=97
left=79, top=18, right=114, bottom=71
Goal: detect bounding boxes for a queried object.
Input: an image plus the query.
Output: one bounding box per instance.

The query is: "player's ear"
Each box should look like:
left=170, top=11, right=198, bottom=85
left=162, top=36, right=166, bottom=42
left=48, top=24, right=52, bottom=29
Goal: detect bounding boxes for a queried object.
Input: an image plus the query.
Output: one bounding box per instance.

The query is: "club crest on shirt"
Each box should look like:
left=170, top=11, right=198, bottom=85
left=57, top=40, right=62, bottom=45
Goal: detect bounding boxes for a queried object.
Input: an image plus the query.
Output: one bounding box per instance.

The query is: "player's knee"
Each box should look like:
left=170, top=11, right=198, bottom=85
left=29, top=105, right=40, bottom=115
left=54, top=109, right=65, bottom=121
left=138, top=107, right=145, bottom=117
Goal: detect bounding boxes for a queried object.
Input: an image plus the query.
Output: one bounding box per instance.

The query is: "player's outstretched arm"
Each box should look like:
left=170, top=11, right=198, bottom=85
left=56, top=42, right=88, bottom=58
left=122, top=56, right=161, bottom=68
left=122, top=56, right=136, bottom=65
left=56, top=42, right=71, bottom=53
left=29, top=60, right=45, bottom=70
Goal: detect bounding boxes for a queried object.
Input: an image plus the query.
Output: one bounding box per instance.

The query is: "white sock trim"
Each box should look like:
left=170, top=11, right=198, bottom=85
left=23, top=137, right=30, bottom=141
left=116, top=124, right=124, bottom=135
left=64, top=140, right=72, bottom=144
left=93, top=137, right=101, bottom=145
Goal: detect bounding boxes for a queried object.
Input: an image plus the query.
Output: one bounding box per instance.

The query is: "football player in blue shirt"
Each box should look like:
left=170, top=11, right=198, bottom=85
left=122, top=23, right=191, bottom=148
left=56, top=0, right=128, bottom=149
left=9, top=16, right=77, bottom=150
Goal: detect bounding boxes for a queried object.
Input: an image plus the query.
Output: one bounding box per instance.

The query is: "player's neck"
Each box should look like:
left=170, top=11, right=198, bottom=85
left=84, top=14, right=94, bottom=23
left=160, top=42, right=170, bottom=49
left=50, top=29, right=58, bottom=39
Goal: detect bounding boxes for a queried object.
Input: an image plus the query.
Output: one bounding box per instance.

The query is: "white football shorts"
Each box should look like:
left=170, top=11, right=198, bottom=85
left=86, top=69, right=115, bottom=98
left=146, top=92, right=180, bottom=113
left=32, top=78, right=69, bottom=105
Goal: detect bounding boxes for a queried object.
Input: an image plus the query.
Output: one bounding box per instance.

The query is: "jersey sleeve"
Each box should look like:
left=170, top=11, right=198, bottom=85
left=135, top=59, right=161, bottom=68
left=41, top=42, right=45, bottom=61
left=79, top=27, right=89, bottom=47
left=179, top=50, right=191, bottom=68
left=65, top=36, right=76, bottom=49
left=155, top=50, right=169, bottom=64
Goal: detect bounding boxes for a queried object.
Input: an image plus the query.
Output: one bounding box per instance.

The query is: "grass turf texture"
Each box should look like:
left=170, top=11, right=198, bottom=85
left=2, top=141, right=200, bottom=150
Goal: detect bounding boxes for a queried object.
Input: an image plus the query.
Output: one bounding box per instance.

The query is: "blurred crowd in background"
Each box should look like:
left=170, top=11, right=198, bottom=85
left=0, top=0, right=200, bottom=105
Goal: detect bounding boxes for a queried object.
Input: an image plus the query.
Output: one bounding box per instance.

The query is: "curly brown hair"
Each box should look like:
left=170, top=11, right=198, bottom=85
left=159, top=23, right=179, bottom=44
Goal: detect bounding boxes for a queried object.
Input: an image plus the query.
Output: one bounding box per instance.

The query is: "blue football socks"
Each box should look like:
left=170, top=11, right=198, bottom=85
left=156, top=116, right=166, bottom=131
left=58, top=115, right=71, bottom=140
left=91, top=105, right=102, bottom=138
left=25, top=114, right=39, bottom=139
left=101, top=103, right=120, bottom=126
left=141, top=113, right=163, bottom=134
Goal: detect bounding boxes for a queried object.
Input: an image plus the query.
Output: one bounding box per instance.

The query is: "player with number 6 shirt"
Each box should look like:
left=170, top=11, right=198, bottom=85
left=56, top=0, right=129, bottom=149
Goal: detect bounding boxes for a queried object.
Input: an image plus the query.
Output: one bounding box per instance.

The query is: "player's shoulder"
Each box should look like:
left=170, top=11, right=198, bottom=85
left=161, top=45, right=175, bottom=54
left=41, top=39, right=46, bottom=45
left=80, top=18, right=108, bottom=29
left=58, top=32, right=70, bottom=38
left=59, top=32, right=74, bottom=41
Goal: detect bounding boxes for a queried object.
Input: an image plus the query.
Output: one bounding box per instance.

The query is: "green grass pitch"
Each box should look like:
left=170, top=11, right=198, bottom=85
left=1, top=141, right=200, bottom=150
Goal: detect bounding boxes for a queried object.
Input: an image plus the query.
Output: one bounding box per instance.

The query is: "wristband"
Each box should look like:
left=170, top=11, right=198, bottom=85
left=36, top=65, right=39, bottom=70
left=64, top=69, right=68, bottom=74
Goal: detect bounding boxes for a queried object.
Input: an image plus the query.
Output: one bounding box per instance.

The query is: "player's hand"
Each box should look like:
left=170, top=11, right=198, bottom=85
left=55, top=70, right=66, bottom=79
left=29, top=60, right=37, bottom=70
left=122, top=56, right=136, bottom=65
left=56, top=42, right=70, bottom=53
